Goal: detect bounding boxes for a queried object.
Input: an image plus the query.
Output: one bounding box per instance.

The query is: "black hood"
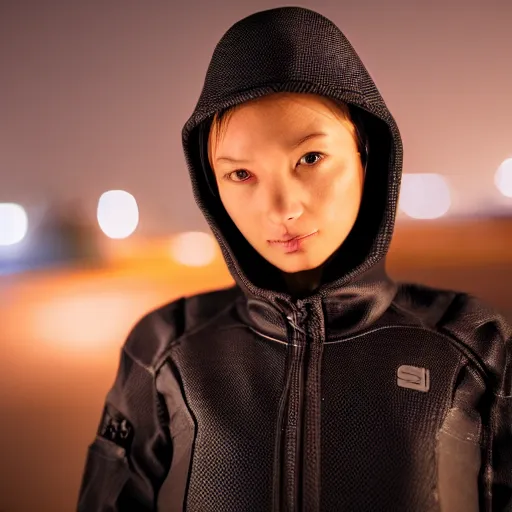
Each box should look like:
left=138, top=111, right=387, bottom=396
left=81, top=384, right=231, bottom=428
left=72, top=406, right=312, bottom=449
left=182, top=6, right=403, bottom=302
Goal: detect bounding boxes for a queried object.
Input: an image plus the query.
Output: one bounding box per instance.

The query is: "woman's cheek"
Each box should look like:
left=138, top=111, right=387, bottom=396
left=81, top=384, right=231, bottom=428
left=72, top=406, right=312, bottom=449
left=313, top=174, right=343, bottom=217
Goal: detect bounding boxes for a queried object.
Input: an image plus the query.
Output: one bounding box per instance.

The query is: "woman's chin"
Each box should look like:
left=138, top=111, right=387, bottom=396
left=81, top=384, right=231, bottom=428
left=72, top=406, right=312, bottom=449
left=266, top=252, right=324, bottom=274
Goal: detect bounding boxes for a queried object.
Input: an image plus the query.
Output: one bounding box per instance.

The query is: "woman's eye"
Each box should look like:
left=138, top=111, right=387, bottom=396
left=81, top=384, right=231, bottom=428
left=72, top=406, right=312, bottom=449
left=228, top=169, right=252, bottom=182
left=299, top=152, right=323, bottom=166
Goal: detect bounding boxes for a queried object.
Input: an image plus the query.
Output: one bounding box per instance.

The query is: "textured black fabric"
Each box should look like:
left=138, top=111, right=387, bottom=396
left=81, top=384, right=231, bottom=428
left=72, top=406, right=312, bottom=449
left=78, top=6, right=512, bottom=511
left=78, top=348, right=171, bottom=511
left=321, top=327, right=461, bottom=510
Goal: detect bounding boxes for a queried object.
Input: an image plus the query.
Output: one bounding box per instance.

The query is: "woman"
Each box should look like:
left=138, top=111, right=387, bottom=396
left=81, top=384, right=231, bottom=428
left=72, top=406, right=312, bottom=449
left=78, top=6, right=512, bottom=511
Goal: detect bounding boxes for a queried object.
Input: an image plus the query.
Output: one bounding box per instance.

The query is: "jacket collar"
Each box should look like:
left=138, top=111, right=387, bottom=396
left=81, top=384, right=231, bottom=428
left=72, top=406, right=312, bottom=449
left=236, top=260, right=397, bottom=342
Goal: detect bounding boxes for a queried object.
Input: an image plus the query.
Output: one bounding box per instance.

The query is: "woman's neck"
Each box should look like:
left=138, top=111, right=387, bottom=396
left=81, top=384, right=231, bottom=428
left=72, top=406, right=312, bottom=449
left=282, top=266, right=323, bottom=298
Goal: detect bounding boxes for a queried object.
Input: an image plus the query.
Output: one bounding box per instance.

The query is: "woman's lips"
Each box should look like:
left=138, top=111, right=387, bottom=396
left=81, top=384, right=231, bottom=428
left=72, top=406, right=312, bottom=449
left=268, top=230, right=318, bottom=253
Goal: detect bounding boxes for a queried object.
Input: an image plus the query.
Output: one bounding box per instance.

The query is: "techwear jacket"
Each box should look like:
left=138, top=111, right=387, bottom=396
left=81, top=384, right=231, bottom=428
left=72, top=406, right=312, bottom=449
left=77, top=6, right=512, bottom=512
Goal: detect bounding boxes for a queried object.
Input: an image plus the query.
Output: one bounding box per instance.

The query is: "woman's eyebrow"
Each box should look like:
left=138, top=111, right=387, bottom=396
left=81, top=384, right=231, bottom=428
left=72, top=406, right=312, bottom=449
left=215, top=155, right=251, bottom=164
left=290, top=131, right=328, bottom=148
left=215, top=132, right=328, bottom=164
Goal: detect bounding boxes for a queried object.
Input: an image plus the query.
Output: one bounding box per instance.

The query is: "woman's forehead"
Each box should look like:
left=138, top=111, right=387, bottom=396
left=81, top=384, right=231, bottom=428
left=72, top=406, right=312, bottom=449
left=211, top=96, right=344, bottom=144
left=232, top=93, right=343, bottom=120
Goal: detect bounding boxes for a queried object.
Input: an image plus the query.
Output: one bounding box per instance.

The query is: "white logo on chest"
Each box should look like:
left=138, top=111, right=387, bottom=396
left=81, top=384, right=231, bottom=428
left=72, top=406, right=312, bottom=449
left=397, top=365, right=430, bottom=392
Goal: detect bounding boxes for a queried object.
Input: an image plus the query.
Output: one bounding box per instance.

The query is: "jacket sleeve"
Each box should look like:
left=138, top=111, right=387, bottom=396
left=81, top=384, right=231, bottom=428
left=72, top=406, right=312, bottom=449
left=491, top=333, right=512, bottom=512
left=77, top=345, right=172, bottom=511
left=439, top=293, right=512, bottom=511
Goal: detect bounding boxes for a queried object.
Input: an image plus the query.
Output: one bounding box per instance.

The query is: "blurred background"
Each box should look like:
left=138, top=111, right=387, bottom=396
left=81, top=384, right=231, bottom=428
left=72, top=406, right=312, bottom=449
left=0, top=0, right=511, bottom=511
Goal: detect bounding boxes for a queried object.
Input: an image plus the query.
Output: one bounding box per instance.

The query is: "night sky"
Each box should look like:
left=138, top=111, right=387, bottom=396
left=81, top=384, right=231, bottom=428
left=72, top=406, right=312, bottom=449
left=1, top=0, right=511, bottom=236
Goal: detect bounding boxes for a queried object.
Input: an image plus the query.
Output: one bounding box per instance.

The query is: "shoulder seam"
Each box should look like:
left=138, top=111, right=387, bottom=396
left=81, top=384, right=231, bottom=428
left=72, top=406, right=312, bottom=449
left=124, top=296, right=188, bottom=375
left=154, top=295, right=241, bottom=371
left=121, top=343, right=154, bottom=376
left=434, top=291, right=464, bottom=331
left=178, top=291, right=241, bottom=342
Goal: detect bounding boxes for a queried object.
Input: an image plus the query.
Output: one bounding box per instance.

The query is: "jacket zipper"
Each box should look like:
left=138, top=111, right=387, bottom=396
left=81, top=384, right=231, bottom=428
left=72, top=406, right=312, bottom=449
left=282, top=306, right=308, bottom=511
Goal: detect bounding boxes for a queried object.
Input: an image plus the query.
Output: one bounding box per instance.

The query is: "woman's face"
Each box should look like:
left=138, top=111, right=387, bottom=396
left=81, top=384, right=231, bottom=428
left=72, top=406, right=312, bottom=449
left=208, top=92, right=364, bottom=275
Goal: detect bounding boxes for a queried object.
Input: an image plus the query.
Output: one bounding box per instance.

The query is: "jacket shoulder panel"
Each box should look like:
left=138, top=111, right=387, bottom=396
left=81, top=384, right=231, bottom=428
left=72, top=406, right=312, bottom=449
left=124, top=285, right=242, bottom=372
left=182, top=284, right=242, bottom=337
left=391, top=284, right=511, bottom=391
left=391, top=282, right=458, bottom=329
left=436, top=292, right=512, bottom=390
left=123, top=296, right=188, bottom=372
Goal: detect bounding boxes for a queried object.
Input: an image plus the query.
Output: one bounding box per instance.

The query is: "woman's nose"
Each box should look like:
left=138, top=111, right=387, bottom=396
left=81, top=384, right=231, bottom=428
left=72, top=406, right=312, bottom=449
left=264, top=182, right=304, bottom=225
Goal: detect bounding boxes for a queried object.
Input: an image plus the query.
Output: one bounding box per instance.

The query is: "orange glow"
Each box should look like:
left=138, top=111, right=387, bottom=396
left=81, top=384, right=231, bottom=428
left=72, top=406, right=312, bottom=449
left=30, top=290, right=151, bottom=352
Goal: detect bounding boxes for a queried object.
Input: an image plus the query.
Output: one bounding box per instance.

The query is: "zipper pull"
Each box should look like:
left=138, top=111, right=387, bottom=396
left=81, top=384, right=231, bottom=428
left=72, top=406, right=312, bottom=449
left=286, top=313, right=307, bottom=335
left=286, top=302, right=309, bottom=336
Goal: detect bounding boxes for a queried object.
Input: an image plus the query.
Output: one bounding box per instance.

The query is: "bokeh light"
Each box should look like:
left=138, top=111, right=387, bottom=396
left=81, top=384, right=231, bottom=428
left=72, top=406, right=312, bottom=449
left=0, top=203, right=28, bottom=246
left=495, top=158, right=512, bottom=198
left=170, top=231, right=217, bottom=266
left=97, top=190, right=139, bottom=239
left=399, top=173, right=451, bottom=219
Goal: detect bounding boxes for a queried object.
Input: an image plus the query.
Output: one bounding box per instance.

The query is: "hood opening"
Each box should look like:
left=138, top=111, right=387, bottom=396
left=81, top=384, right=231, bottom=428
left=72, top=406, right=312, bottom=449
left=181, top=7, right=403, bottom=300
left=187, top=95, right=393, bottom=295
